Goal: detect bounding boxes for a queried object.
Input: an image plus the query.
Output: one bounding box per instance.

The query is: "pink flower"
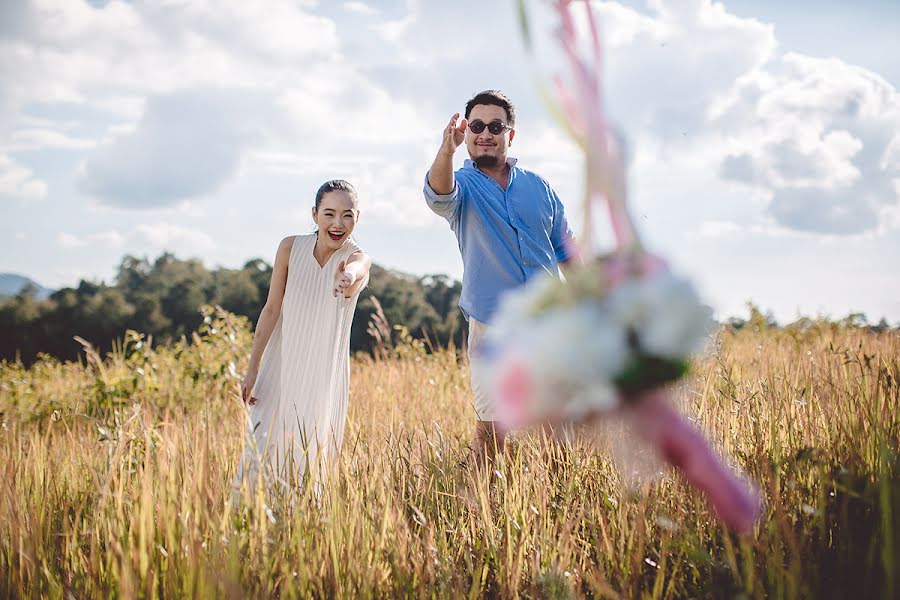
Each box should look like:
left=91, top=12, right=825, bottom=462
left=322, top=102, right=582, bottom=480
left=496, top=358, right=534, bottom=429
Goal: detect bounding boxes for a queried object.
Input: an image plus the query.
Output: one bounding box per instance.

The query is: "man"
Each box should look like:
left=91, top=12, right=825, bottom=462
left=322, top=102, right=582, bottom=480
left=423, top=89, right=575, bottom=459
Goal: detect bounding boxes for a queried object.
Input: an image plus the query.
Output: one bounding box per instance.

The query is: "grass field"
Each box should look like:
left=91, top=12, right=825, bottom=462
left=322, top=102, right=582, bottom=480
left=1, top=306, right=898, bottom=598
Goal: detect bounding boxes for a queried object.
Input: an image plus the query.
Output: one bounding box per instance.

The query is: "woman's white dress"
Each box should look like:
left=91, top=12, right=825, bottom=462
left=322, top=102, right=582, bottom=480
left=236, top=233, right=368, bottom=491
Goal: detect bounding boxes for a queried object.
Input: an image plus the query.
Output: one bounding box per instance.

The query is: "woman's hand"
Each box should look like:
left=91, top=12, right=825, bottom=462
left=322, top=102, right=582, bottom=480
left=333, top=260, right=356, bottom=297
left=241, top=369, right=258, bottom=405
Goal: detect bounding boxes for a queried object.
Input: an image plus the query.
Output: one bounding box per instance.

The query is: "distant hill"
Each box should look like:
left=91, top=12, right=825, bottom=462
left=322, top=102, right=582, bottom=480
left=0, top=273, right=54, bottom=299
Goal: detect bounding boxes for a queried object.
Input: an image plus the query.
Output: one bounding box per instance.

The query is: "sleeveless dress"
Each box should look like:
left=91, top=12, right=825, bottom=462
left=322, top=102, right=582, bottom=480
left=236, top=233, right=368, bottom=492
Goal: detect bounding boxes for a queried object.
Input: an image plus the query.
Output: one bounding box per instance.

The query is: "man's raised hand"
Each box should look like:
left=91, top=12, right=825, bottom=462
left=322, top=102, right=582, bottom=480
left=441, top=113, right=467, bottom=156
left=427, top=112, right=466, bottom=195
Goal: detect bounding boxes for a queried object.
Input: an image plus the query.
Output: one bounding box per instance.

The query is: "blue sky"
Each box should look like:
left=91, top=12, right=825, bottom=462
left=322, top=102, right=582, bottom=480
left=2, top=0, right=899, bottom=322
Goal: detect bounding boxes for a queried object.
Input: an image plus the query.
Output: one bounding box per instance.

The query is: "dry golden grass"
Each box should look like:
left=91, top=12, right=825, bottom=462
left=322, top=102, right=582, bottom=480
left=1, top=307, right=897, bottom=598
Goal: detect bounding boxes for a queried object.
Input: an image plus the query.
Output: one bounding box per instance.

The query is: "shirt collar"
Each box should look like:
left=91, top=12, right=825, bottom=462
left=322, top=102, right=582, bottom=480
left=463, top=156, right=518, bottom=171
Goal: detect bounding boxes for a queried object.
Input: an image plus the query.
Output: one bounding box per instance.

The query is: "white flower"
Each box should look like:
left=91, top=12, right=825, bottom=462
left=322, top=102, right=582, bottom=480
left=608, top=272, right=713, bottom=360
left=641, top=277, right=713, bottom=359
left=606, top=278, right=652, bottom=327
left=484, top=288, right=630, bottom=421
left=567, top=381, right=619, bottom=418
left=528, top=304, right=628, bottom=384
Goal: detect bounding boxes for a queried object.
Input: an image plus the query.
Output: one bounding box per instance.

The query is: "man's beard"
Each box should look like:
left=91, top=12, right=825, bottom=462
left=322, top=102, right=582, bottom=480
left=474, top=155, right=500, bottom=169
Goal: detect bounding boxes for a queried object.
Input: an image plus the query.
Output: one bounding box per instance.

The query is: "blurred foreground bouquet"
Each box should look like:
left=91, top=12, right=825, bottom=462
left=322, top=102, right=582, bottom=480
left=485, top=251, right=713, bottom=426
left=478, top=0, right=761, bottom=533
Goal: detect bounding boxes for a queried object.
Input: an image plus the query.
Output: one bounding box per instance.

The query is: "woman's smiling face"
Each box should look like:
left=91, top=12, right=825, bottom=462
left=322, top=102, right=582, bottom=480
left=313, top=190, right=359, bottom=250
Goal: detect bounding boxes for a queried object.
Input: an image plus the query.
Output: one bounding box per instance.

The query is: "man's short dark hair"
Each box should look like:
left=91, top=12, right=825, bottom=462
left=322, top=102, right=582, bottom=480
left=464, top=90, right=516, bottom=127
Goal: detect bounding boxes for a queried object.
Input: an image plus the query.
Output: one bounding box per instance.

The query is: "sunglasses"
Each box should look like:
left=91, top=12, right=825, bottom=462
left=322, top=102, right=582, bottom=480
left=468, top=119, right=513, bottom=135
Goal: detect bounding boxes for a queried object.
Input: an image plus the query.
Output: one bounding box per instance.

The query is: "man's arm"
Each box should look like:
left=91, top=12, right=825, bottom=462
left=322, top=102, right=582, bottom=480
left=424, top=113, right=469, bottom=221
left=427, top=113, right=467, bottom=194
left=549, top=187, right=578, bottom=266
left=427, top=149, right=455, bottom=197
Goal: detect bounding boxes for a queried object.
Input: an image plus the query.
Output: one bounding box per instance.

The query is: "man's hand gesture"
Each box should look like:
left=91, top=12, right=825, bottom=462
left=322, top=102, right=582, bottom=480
left=441, top=113, right=467, bottom=156
left=428, top=112, right=467, bottom=196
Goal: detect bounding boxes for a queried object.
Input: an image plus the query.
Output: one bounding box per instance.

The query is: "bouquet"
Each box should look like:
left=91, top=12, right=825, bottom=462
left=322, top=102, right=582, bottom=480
left=485, top=250, right=714, bottom=426
left=478, top=0, right=761, bottom=533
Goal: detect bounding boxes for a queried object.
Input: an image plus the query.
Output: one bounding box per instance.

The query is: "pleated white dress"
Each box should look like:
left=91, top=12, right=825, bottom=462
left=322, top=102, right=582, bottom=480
left=236, top=233, right=368, bottom=492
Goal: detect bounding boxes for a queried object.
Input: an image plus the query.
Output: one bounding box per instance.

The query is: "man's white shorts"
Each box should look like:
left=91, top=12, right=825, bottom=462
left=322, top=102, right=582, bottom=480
left=467, top=318, right=495, bottom=422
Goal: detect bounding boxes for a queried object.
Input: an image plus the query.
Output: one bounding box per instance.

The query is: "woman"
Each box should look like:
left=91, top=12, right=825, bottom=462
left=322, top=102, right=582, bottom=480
left=236, top=179, right=372, bottom=494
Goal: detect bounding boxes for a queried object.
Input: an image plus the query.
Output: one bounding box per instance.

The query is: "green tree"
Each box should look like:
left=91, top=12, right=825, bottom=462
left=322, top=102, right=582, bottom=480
left=1, top=252, right=466, bottom=364
left=213, top=269, right=261, bottom=320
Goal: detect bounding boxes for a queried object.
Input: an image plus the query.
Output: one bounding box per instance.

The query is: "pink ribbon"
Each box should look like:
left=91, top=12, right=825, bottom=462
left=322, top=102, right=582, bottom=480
left=627, top=389, right=762, bottom=533
left=553, top=0, right=638, bottom=253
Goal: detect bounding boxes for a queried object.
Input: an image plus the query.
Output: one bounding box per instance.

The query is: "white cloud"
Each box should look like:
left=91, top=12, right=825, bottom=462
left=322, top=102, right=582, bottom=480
left=92, top=95, right=146, bottom=120
left=276, top=66, right=436, bottom=147
left=343, top=2, right=379, bottom=16
left=56, top=229, right=127, bottom=249
left=348, top=160, right=438, bottom=227
left=89, top=230, right=126, bottom=247
left=882, top=135, right=900, bottom=171
left=250, top=150, right=440, bottom=228
left=700, top=220, right=743, bottom=238
left=147, top=0, right=338, bottom=65
left=57, top=232, right=85, bottom=249
left=714, top=53, right=900, bottom=234
left=594, top=0, right=776, bottom=140
left=0, top=0, right=340, bottom=121
left=581, top=1, right=900, bottom=236
left=3, top=128, right=95, bottom=152
left=589, top=1, right=670, bottom=47
left=57, top=225, right=208, bottom=254
left=0, top=153, right=47, bottom=200
left=134, top=223, right=216, bottom=253
left=370, top=14, right=416, bottom=43
left=249, top=151, right=382, bottom=177
left=77, top=88, right=283, bottom=207
left=513, top=124, right=583, bottom=191
left=3, top=0, right=438, bottom=213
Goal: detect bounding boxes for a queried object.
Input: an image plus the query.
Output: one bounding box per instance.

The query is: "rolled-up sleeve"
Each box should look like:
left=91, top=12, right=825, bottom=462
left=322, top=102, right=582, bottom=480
left=423, top=172, right=460, bottom=223
left=550, top=189, right=575, bottom=262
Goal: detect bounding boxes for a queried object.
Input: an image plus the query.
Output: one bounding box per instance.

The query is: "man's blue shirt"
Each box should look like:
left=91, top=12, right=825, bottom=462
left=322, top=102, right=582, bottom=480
left=423, top=157, right=574, bottom=324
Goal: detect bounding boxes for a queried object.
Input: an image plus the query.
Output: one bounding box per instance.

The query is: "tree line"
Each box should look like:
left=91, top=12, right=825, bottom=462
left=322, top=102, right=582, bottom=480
left=0, top=253, right=465, bottom=365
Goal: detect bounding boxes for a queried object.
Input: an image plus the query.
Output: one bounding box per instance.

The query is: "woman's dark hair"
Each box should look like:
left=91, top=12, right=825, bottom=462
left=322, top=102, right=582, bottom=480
left=314, top=179, right=358, bottom=210
left=464, top=90, right=516, bottom=127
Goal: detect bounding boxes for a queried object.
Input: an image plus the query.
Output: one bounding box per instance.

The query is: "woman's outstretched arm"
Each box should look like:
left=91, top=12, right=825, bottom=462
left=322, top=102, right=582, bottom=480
left=333, top=250, right=372, bottom=298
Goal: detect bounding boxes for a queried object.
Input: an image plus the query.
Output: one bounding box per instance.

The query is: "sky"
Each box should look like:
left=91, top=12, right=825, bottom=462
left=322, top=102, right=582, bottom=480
left=1, top=0, right=899, bottom=323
